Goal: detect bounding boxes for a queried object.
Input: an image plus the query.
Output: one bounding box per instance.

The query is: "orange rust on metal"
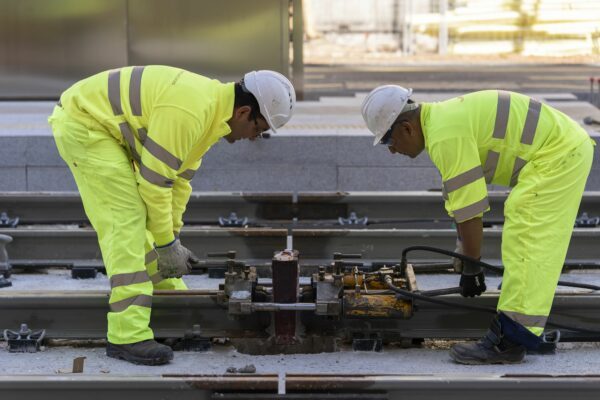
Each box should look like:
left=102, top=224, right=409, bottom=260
left=342, top=275, right=405, bottom=290
left=343, top=292, right=412, bottom=318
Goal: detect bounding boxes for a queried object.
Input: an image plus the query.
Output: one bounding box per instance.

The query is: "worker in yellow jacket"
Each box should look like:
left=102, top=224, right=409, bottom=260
left=361, top=86, right=594, bottom=364
left=48, top=66, right=296, bottom=365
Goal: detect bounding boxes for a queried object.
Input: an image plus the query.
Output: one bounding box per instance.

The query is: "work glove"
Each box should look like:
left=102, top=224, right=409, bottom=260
left=459, top=258, right=486, bottom=297
left=155, top=239, right=199, bottom=279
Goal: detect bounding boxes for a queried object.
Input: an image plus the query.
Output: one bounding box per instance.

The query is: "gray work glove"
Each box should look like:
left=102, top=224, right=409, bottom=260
left=155, top=239, right=199, bottom=279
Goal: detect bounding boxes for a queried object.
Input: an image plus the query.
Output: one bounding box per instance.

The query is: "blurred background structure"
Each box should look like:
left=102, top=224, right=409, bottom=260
left=304, top=0, right=600, bottom=62
left=0, top=0, right=599, bottom=192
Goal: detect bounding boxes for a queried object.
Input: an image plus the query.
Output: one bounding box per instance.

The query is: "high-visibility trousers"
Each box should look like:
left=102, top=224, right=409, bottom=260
left=48, top=106, right=187, bottom=344
left=498, top=137, right=595, bottom=335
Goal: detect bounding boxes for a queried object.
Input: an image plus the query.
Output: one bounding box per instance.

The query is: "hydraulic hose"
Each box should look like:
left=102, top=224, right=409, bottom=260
left=392, top=246, right=600, bottom=334
left=401, top=245, right=600, bottom=291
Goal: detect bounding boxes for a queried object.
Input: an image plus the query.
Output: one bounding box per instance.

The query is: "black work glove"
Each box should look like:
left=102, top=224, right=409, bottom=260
left=459, top=258, right=486, bottom=297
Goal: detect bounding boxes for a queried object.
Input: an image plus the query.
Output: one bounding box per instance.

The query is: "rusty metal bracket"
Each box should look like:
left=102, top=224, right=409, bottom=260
left=3, top=323, right=45, bottom=353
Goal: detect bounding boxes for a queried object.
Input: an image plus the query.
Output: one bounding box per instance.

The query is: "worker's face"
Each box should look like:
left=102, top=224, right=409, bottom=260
left=386, top=120, right=424, bottom=158
left=225, top=106, right=270, bottom=144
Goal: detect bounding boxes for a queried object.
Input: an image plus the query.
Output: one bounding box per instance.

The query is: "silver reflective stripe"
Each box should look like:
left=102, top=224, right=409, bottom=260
left=492, top=91, right=511, bottom=139
left=145, top=249, right=158, bottom=265
left=119, top=123, right=141, bottom=162
left=108, top=69, right=123, bottom=116
left=129, top=66, right=145, bottom=116
left=144, top=136, right=183, bottom=170
left=501, top=310, right=547, bottom=328
left=150, top=272, right=164, bottom=285
left=443, top=166, right=484, bottom=194
left=110, top=271, right=150, bottom=289
left=483, top=150, right=500, bottom=184
left=453, top=197, right=489, bottom=222
left=178, top=169, right=196, bottom=180
left=139, top=164, right=174, bottom=188
left=520, top=98, right=542, bottom=145
left=441, top=185, right=448, bottom=201
left=109, top=294, right=152, bottom=313
left=138, top=127, right=148, bottom=143
left=510, top=157, right=527, bottom=187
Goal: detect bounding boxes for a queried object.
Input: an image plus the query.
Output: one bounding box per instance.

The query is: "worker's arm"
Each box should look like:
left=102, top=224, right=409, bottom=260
left=138, top=107, right=201, bottom=246
left=171, top=159, right=201, bottom=235
left=428, top=137, right=488, bottom=297
left=457, top=216, right=483, bottom=260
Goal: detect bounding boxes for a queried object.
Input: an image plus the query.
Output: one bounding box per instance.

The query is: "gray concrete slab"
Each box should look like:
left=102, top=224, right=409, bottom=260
left=26, top=167, right=77, bottom=191
left=193, top=164, right=338, bottom=192
left=0, top=95, right=599, bottom=192
left=0, top=167, right=27, bottom=191
left=338, top=167, right=441, bottom=191
left=0, top=137, right=28, bottom=167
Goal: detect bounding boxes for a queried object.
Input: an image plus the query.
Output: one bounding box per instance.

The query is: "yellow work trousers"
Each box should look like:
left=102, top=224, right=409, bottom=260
left=48, top=106, right=187, bottom=344
left=498, top=138, right=595, bottom=335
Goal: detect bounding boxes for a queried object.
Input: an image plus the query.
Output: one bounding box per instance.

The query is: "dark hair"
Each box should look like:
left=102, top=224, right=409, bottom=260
left=235, top=81, right=261, bottom=122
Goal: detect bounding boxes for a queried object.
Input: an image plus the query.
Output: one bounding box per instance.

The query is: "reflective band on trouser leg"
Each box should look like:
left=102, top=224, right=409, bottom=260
left=498, top=139, right=594, bottom=336
left=144, top=230, right=188, bottom=290
left=50, top=112, right=154, bottom=345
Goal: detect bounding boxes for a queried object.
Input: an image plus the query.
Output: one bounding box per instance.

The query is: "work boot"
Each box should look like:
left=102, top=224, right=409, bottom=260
left=450, top=316, right=526, bottom=365
left=106, top=339, right=173, bottom=365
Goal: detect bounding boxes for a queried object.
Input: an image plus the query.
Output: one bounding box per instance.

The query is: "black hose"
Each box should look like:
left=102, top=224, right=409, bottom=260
left=401, top=245, right=600, bottom=291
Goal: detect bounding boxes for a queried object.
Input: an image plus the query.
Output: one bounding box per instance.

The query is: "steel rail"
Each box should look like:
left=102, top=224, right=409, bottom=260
left=1, top=191, right=599, bottom=223
left=2, top=375, right=600, bottom=400
left=2, top=290, right=599, bottom=341
left=2, top=226, right=599, bottom=262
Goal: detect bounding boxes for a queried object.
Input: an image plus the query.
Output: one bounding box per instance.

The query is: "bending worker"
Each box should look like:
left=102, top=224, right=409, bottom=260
left=48, top=66, right=296, bottom=365
left=361, top=86, right=594, bottom=364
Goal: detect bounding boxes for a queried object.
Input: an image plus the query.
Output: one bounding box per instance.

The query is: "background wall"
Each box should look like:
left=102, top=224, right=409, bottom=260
left=0, top=0, right=290, bottom=99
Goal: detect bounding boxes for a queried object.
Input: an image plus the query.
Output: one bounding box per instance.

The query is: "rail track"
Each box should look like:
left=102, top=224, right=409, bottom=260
left=2, top=374, right=600, bottom=400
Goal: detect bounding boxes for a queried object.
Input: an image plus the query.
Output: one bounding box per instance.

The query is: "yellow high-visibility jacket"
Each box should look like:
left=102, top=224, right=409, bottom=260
left=59, top=66, right=234, bottom=245
left=422, top=90, right=592, bottom=222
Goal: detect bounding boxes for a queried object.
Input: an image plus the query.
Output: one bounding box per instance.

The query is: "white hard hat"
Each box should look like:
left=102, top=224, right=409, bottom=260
left=361, top=85, right=413, bottom=145
left=243, top=70, right=296, bottom=133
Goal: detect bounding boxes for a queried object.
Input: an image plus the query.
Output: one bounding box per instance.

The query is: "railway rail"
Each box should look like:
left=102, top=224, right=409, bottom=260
left=1, top=191, right=599, bottom=225
left=2, top=375, right=600, bottom=400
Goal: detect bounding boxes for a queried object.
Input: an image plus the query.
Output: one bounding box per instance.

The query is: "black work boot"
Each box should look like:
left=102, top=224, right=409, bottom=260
left=450, top=316, right=526, bottom=365
left=106, top=339, right=173, bottom=365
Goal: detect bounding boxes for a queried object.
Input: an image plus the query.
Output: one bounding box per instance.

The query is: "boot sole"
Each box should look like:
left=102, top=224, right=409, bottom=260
left=106, top=347, right=173, bottom=366
left=450, top=348, right=524, bottom=365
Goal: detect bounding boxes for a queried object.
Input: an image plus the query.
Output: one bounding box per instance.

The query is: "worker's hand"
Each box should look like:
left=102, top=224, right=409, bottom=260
left=453, top=237, right=464, bottom=273
left=459, top=258, right=486, bottom=297
left=155, top=239, right=198, bottom=279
